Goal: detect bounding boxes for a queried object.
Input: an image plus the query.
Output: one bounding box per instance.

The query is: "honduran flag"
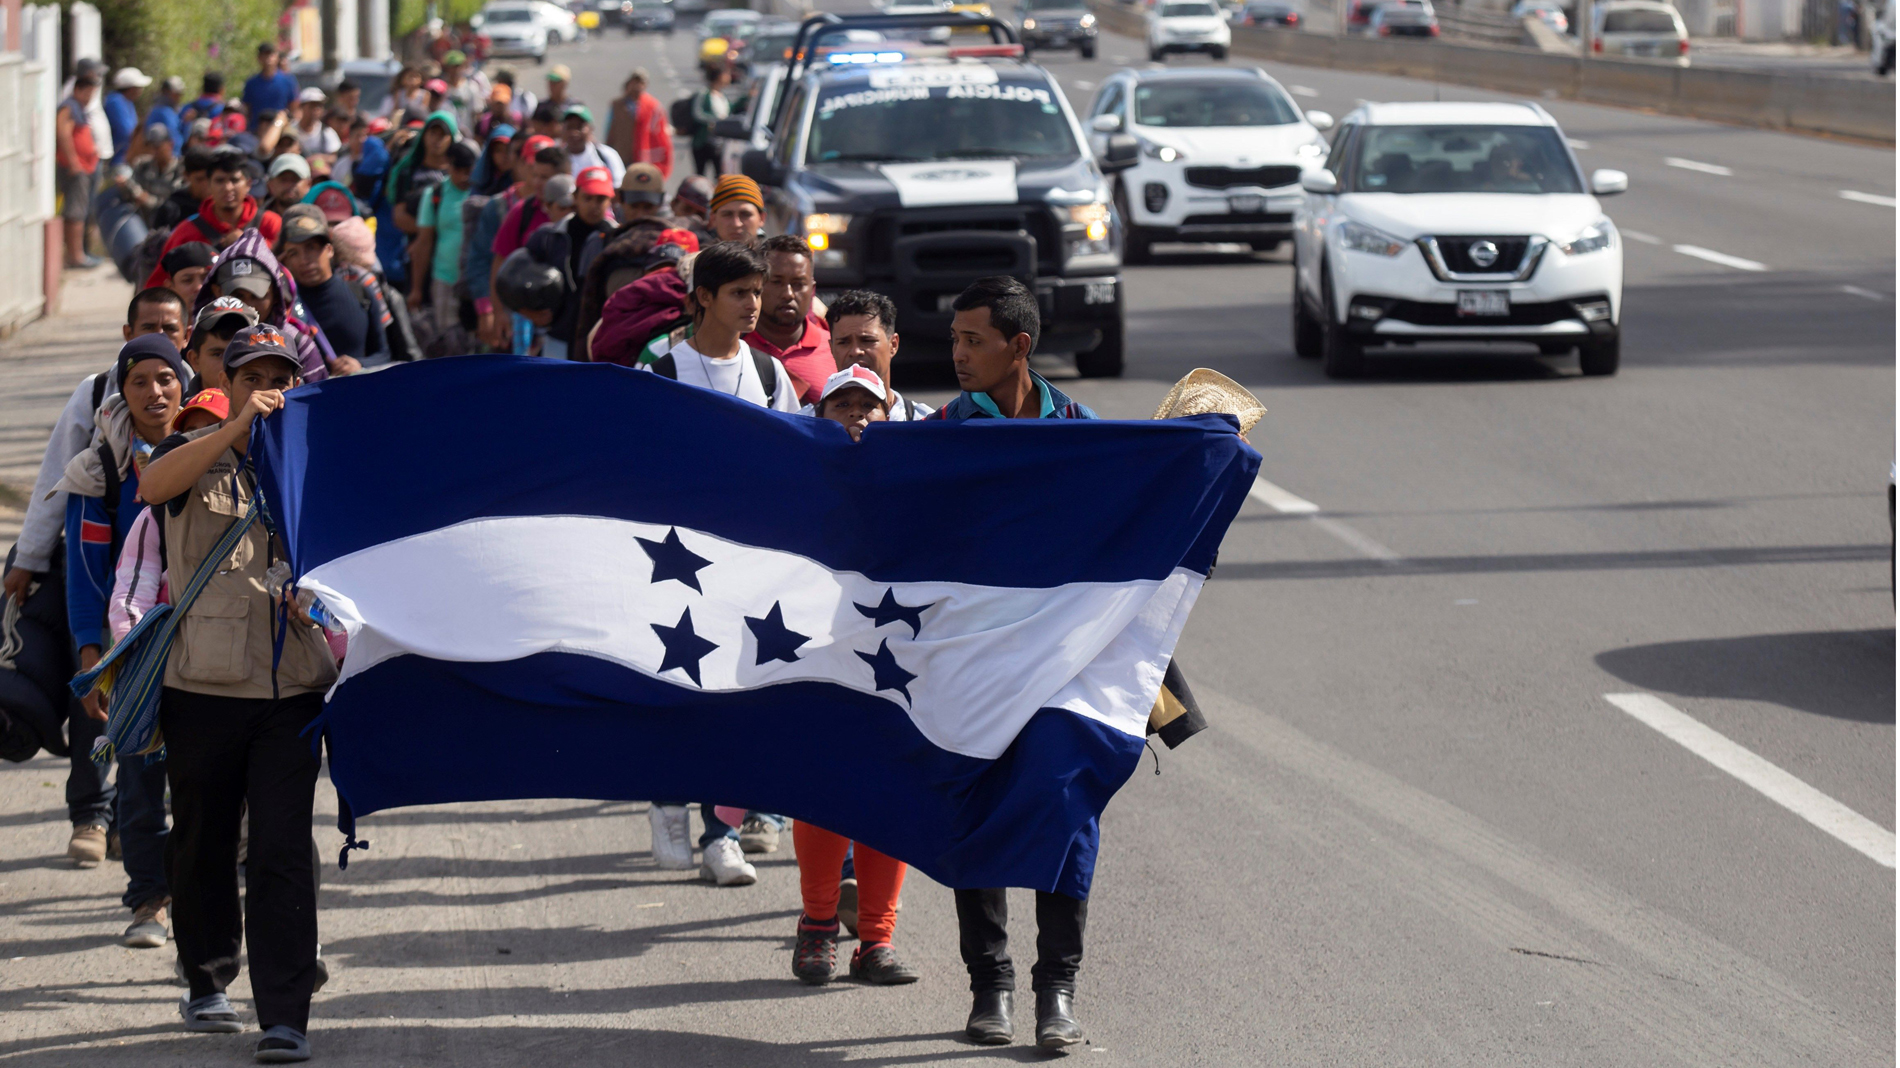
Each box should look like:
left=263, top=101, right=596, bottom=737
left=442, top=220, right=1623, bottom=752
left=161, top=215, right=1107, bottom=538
left=252, top=356, right=1258, bottom=897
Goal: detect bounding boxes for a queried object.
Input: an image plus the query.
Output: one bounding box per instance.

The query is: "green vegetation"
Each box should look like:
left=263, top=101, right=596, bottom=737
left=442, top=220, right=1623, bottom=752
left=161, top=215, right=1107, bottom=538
left=84, top=0, right=281, bottom=96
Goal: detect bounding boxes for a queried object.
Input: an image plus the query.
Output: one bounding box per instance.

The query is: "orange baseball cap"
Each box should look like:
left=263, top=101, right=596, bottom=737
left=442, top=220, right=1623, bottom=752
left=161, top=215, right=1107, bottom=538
left=173, top=388, right=230, bottom=431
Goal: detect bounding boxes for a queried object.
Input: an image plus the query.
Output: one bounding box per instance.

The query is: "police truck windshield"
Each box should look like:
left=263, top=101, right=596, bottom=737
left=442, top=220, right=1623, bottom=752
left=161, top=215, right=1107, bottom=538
left=807, top=70, right=1081, bottom=163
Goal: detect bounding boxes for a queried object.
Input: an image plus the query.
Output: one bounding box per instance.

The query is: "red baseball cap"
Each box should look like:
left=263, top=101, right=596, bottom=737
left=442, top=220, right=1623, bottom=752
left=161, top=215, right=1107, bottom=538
left=173, top=388, right=230, bottom=431
left=575, top=166, right=614, bottom=198
left=523, top=134, right=557, bottom=158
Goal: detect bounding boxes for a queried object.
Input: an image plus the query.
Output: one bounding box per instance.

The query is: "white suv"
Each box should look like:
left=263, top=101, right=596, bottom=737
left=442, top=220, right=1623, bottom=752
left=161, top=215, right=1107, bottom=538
left=1087, top=67, right=1332, bottom=261
left=1291, top=101, right=1628, bottom=378
left=1147, top=0, right=1232, bottom=59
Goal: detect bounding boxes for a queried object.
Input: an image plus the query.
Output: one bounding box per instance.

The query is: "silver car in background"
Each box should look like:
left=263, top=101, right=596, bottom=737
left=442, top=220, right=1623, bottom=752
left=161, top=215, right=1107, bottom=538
left=1592, top=0, right=1690, bottom=64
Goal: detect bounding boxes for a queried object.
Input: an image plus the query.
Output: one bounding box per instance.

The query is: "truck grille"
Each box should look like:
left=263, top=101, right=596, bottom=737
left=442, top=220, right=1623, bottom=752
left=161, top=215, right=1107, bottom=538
left=1433, top=236, right=1531, bottom=274
left=1183, top=165, right=1302, bottom=190
left=865, top=210, right=1060, bottom=272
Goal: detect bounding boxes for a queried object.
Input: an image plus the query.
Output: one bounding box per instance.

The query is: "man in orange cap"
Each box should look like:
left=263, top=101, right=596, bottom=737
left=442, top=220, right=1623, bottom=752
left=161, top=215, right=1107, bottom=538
left=708, top=174, right=764, bottom=246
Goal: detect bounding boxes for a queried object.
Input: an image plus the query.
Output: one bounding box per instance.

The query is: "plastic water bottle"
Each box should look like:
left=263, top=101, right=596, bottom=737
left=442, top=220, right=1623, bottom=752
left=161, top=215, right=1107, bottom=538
left=264, top=562, right=339, bottom=632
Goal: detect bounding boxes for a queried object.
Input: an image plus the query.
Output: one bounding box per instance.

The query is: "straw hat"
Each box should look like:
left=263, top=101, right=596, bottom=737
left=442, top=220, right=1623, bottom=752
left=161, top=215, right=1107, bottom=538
left=1151, top=368, right=1265, bottom=435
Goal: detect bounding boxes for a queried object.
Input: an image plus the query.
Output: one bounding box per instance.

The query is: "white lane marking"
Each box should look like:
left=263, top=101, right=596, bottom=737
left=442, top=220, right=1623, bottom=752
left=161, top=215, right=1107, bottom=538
left=1841, top=284, right=1887, bottom=301
left=1249, top=475, right=1320, bottom=514
left=1672, top=244, right=1766, bottom=272
left=1620, top=229, right=1663, bottom=245
left=1290, top=84, right=1319, bottom=97
left=1073, top=79, right=1095, bottom=89
left=1565, top=137, right=1590, bottom=150
left=1665, top=157, right=1733, bottom=176
left=1839, top=189, right=1897, bottom=207
left=1605, top=693, right=1895, bottom=868
left=1311, top=516, right=1403, bottom=563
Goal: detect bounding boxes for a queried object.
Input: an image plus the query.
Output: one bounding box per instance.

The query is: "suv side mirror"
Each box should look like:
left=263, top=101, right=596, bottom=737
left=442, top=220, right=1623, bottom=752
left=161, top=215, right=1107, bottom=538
left=741, top=147, right=784, bottom=187
left=1589, top=168, right=1628, bottom=196
left=1090, top=113, right=1122, bottom=133
left=1101, top=133, right=1139, bottom=171
left=1300, top=169, right=1339, bottom=194
left=713, top=117, right=750, bottom=141
left=1305, top=110, right=1335, bottom=131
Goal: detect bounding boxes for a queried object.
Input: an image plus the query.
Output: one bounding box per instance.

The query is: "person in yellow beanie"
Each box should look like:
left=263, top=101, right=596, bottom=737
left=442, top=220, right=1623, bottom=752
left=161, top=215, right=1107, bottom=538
left=708, top=174, right=764, bottom=245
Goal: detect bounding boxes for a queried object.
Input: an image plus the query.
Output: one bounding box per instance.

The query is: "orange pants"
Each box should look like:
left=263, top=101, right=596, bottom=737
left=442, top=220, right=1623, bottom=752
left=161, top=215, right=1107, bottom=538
left=793, top=821, right=907, bottom=947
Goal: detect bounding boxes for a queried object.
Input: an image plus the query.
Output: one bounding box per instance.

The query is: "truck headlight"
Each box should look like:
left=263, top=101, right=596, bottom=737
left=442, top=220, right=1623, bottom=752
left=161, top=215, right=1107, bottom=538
left=804, top=213, right=853, bottom=254
left=1337, top=219, right=1407, bottom=257
left=1558, top=219, right=1613, bottom=256
left=1022, top=17, right=1036, bottom=28
left=1069, top=203, right=1111, bottom=243
left=1080, top=12, right=1096, bottom=25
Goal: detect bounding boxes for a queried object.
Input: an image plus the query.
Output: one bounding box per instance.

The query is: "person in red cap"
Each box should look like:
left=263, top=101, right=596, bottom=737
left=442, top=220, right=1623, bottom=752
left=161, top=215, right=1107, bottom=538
left=523, top=164, right=617, bottom=358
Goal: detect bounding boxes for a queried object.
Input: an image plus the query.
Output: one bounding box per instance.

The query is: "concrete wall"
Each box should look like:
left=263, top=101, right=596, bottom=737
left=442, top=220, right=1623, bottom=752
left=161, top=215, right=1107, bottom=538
left=1088, top=0, right=1895, bottom=142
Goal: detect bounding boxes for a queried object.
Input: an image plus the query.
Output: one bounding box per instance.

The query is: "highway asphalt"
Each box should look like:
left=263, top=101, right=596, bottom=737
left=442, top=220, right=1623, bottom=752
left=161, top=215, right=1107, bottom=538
left=0, top=13, right=1890, bottom=1066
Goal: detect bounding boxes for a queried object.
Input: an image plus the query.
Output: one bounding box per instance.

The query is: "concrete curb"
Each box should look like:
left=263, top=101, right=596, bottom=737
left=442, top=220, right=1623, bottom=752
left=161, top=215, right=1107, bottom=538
left=1088, top=1, right=1895, bottom=144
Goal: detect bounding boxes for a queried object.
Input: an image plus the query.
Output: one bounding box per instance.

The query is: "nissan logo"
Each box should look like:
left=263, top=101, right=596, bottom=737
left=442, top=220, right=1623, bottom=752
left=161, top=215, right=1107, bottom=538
left=1469, top=240, right=1501, bottom=269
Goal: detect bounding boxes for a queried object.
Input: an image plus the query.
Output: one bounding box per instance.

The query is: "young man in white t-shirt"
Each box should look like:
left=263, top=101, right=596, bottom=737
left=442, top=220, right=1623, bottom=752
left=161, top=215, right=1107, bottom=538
left=643, top=241, right=802, bottom=413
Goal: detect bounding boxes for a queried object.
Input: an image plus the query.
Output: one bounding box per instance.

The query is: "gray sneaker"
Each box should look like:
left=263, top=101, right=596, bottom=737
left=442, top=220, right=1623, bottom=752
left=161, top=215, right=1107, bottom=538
left=738, top=817, right=780, bottom=854
left=123, top=897, right=170, bottom=949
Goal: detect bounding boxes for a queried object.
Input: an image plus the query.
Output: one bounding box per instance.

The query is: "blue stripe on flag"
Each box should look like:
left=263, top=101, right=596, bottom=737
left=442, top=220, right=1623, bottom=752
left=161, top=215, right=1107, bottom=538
left=323, top=650, right=1143, bottom=896
left=252, top=356, right=1258, bottom=588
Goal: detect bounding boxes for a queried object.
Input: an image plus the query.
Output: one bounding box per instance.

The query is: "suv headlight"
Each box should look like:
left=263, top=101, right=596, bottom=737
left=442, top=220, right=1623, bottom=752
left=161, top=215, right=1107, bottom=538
left=1337, top=219, right=1407, bottom=257
left=1557, top=219, right=1614, bottom=256
left=1079, top=12, right=1096, bottom=25
left=1022, top=17, right=1036, bottom=27
left=1140, top=139, right=1184, bottom=163
left=805, top=213, right=852, bottom=267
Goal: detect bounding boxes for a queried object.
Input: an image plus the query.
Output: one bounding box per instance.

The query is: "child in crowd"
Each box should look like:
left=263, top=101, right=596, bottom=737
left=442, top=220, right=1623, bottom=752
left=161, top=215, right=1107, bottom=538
left=812, top=366, right=891, bottom=442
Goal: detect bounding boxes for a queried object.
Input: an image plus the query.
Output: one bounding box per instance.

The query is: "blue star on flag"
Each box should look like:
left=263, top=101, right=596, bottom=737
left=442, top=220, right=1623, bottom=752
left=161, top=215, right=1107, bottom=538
left=636, top=528, right=712, bottom=592
left=854, top=588, right=931, bottom=637
left=651, top=607, right=718, bottom=685
left=744, top=602, right=810, bottom=665
left=856, top=638, right=917, bottom=705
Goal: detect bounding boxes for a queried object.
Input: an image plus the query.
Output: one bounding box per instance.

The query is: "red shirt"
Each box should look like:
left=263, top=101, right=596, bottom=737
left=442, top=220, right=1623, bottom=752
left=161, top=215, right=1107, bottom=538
left=609, top=92, right=673, bottom=179
left=145, top=198, right=283, bottom=286
left=746, top=313, right=833, bottom=404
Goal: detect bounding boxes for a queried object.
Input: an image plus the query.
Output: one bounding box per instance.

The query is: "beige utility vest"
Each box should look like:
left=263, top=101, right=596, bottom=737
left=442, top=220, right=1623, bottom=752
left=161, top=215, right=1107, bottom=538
left=160, top=428, right=338, bottom=699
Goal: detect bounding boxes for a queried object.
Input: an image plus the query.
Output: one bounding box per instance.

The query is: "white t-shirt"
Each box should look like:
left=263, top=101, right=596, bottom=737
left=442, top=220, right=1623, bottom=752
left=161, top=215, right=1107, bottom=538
left=297, top=122, right=342, bottom=157
left=650, top=338, right=801, bottom=412
left=570, top=140, right=626, bottom=185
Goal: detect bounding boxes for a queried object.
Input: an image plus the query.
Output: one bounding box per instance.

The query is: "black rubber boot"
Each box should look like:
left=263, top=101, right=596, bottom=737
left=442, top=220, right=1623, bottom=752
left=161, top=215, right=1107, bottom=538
left=1036, top=989, right=1083, bottom=1050
left=965, top=989, right=1013, bottom=1045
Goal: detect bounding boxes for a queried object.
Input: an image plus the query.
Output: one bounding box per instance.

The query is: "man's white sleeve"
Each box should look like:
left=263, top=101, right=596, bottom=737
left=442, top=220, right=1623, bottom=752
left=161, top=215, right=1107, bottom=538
left=12, top=375, right=102, bottom=572
left=768, top=358, right=802, bottom=413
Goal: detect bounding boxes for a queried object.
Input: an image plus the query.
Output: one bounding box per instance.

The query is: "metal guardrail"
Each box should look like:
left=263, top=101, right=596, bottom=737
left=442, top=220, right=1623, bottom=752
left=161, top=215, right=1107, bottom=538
left=1087, top=0, right=1894, bottom=143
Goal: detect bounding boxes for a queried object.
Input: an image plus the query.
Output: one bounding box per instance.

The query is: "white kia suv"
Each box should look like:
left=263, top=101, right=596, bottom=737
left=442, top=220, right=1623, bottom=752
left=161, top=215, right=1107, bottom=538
left=1147, top=0, right=1232, bottom=59
left=1291, top=101, right=1628, bottom=378
left=1087, top=67, right=1332, bottom=261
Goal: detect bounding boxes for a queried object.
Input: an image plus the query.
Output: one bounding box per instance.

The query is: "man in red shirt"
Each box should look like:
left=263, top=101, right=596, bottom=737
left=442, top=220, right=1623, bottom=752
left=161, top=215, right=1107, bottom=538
left=605, top=69, right=673, bottom=179
left=745, top=234, right=834, bottom=404
left=150, top=147, right=283, bottom=285
left=56, top=73, right=102, bottom=268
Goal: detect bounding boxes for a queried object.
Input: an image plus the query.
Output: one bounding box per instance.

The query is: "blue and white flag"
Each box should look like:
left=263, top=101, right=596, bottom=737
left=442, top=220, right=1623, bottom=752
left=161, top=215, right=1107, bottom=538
left=253, top=356, right=1258, bottom=896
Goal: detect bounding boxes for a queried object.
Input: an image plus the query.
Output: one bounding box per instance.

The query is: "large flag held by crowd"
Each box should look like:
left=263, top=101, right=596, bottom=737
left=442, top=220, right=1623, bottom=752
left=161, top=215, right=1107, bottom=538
left=253, top=357, right=1258, bottom=897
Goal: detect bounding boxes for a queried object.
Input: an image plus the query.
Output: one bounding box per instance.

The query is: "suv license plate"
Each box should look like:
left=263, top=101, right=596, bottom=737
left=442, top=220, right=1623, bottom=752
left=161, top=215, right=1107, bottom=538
left=1229, top=194, right=1264, bottom=214
left=1457, top=290, right=1510, bottom=317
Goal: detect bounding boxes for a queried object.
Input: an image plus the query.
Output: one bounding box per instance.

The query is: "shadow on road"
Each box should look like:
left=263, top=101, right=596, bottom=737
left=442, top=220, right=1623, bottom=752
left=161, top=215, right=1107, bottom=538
left=1595, top=629, right=1896, bottom=723
left=320, top=909, right=803, bottom=968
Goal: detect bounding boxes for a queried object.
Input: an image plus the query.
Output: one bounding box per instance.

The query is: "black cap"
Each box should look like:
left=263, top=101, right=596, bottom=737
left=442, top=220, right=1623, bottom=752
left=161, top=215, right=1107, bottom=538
left=116, top=333, right=189, bottom=391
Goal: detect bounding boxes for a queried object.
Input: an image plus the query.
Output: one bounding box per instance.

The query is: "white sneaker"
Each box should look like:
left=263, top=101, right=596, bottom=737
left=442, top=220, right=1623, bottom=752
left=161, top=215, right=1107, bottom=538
left=649, top=805, right=695, bottom=870
left=699, top=837, right=757, bottom=887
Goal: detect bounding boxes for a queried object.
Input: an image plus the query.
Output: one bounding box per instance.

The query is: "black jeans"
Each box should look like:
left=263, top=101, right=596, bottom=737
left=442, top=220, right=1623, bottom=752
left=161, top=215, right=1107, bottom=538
left=954, top=888, right=1087, bottom=994
left=161, top=688, right=323, bottom=1033
left=692, top=142, right=719, bottom=179
left=66, top=700, right=114, bottom=827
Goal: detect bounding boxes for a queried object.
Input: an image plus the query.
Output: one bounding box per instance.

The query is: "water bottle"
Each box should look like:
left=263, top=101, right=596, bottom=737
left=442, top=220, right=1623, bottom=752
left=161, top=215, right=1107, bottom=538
left=264, top=562, right=339, bottom=632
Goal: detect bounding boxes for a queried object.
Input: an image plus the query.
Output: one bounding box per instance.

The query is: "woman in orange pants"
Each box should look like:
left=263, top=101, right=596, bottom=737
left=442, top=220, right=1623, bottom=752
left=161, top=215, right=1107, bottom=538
left=791, top=822, right=918, bottom=985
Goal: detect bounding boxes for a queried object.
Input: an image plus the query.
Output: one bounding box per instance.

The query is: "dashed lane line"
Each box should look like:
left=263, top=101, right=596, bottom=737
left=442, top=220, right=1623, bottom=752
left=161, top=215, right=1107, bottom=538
left=1839, top=189, right=1897, bottom=208
left=1620, top=229, right=1662, bottom=245
left=1672, top=244, right=1767, bottom=272
left=1841, top=285, right=1887, bottom=301
left=1289, top=84, right=1319, bottom=97
left=1664, top=157, right=1733, bottom=176
left=1605, top=693, right=1895, bottom=868
left=1248, top=476, right=1404, bottom=564
left=1565, top=137, right=1590, bottom=150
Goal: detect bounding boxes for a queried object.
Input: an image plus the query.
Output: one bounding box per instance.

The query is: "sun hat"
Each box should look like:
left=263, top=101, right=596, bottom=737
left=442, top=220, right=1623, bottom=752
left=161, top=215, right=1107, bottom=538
left=1151, top=367, right=1265, bottom=435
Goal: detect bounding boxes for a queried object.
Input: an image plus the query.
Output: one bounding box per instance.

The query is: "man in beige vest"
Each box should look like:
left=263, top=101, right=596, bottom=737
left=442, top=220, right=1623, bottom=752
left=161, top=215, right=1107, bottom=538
left=137, top=324, right=337, bottom=1064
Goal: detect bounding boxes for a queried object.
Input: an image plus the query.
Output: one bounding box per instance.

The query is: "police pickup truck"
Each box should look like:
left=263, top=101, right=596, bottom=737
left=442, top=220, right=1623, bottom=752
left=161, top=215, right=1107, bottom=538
left=738, top=13, right=1137, bottom=376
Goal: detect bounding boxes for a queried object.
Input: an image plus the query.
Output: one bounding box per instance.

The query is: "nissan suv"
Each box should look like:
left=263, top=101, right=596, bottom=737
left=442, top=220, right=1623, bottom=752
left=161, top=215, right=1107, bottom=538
left=1019, top=0, right=1099, bottom=57
left=1085, top=66, right=1332, bottom=261
left=1291, top=101, right=1628, bottom=378
left=741, top=12, right=1137, bottom=376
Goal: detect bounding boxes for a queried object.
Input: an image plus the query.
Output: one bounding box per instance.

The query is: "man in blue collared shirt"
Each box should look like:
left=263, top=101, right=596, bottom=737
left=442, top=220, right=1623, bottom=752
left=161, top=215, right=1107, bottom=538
left=241, top=42, right=299, bottom=117
left=931, top=275, right=1095, bottom=1054
left=104, top=68, right=150, bottom=166
left=931, top=275, right=1097, bottom=422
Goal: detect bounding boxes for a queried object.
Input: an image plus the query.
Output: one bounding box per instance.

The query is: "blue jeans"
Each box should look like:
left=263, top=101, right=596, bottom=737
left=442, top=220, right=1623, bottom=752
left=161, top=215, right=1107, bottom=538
left=115, top=751, right=169, bottom=909
left=660, top=804, right=786, bottom=849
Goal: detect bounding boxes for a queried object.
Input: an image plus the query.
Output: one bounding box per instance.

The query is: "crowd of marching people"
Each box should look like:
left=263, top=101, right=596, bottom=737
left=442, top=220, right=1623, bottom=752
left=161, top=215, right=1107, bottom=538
left=10, top=34, right=1151, bottom=1066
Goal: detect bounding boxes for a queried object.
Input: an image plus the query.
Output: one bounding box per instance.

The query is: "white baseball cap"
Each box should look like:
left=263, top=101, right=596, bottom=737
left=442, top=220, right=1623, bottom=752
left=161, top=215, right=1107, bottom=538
left=298, top=86, right=327, bottom=104
left=268, top=153, right=311, bottom=180
left=112, top=67, right=153, bottom=90
left=819, top=365, right=888, bottom=405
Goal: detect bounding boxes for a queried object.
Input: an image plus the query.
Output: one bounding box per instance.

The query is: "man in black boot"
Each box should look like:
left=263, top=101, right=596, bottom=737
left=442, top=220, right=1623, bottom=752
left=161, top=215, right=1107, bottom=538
left=932, top=276, right=1097, bottom=1050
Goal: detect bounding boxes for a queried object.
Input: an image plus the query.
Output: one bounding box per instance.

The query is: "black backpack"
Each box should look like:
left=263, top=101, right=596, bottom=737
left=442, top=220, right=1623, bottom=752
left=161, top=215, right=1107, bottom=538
left=670, top=95, right=699, bottom=138
left=649, top=346, right=779, bottom=400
